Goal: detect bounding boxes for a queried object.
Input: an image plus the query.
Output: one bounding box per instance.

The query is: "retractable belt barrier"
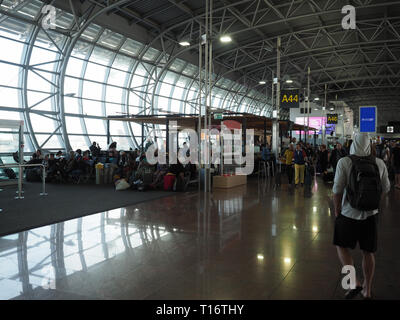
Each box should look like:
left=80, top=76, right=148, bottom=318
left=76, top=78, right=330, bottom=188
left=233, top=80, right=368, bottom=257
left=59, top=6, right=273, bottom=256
left=0, top=163, right=48, bottom=207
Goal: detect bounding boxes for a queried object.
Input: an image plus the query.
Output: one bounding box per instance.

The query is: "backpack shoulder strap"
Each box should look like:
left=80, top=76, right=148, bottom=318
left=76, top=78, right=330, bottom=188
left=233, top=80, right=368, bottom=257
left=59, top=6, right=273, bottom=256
left=348, top=155, right=358, bottom=164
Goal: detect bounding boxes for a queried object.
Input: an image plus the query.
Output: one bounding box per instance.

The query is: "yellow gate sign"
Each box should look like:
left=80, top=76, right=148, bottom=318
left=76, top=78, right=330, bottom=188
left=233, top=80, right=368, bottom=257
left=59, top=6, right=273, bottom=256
left=280, top=90, right=300, bottom=109
left=327, top=114, right=338, bottom=124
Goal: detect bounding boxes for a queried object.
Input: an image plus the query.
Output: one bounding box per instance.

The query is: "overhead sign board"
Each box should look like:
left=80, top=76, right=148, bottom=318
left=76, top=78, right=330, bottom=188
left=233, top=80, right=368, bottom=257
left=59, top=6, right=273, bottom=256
left=359, top=106, right=377, bottom=133
left=327, top=114, right=338, bottom=124
left=280, top=90, right=300, bottom=109
left=214, top=113, right=223, bottom=120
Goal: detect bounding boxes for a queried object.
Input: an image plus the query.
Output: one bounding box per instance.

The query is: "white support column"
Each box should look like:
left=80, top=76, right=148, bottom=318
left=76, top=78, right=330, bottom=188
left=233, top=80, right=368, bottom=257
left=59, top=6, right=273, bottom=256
left=322, top=84, right=327, bottom=145
left=272, top=37, right=281, bottom=157
left=307, top=67, right=311, bottom=143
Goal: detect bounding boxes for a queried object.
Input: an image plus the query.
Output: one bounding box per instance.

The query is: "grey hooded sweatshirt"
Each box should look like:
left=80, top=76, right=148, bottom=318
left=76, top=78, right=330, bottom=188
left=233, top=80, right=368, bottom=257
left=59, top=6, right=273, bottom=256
left=332, top=133, right=390, bottom=220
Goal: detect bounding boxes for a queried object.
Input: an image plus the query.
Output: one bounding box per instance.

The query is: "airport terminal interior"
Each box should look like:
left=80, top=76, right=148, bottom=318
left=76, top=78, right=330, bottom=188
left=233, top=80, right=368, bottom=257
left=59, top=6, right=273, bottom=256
left=0, top=0, right=400, bottom=301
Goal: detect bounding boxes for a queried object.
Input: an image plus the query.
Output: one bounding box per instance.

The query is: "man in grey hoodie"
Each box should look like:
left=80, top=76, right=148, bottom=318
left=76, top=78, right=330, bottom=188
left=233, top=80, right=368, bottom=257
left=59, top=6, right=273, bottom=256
left=333, top=133, right=390, bottom=299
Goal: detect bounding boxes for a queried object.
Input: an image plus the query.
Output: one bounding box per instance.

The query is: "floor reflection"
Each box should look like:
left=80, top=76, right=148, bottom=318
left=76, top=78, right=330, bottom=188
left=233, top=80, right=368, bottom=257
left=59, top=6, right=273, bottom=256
left=0, top=177, right=399, bottom=300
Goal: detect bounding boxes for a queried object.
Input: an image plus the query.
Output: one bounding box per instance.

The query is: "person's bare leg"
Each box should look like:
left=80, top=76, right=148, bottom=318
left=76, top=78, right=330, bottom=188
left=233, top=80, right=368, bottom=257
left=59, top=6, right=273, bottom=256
left=336, top=246, right=361, bottom=287
left=361, top=251, right=375, bottom=298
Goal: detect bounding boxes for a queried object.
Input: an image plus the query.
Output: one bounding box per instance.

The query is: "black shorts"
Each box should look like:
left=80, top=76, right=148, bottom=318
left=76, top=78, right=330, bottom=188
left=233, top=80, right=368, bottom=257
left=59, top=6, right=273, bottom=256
left=395, top=166, right=400, bottom=174
left=333, top=214, right=378, bottom=253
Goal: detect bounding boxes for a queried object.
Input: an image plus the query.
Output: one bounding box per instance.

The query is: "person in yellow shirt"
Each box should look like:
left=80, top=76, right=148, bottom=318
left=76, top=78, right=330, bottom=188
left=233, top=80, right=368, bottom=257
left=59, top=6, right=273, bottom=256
left=284, top=144, right=295, bottom=185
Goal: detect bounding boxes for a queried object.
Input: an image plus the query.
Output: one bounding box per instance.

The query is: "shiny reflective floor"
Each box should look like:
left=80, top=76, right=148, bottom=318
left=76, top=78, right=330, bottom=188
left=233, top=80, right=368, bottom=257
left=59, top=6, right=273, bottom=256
left=1, top=176, right=399, bottom=300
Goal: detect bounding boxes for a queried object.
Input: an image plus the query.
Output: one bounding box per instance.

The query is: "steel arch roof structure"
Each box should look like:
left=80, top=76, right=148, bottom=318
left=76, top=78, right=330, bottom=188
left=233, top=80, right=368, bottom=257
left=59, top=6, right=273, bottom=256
left=0, top=0, right=399, bottom=154
left=87, top=0, right=400, bottom=100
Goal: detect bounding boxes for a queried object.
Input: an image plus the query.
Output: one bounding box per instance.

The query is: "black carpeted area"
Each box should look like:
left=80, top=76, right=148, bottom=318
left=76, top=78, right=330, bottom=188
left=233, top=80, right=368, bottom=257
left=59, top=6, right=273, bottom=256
left=0, top=182, right=171, bottom=237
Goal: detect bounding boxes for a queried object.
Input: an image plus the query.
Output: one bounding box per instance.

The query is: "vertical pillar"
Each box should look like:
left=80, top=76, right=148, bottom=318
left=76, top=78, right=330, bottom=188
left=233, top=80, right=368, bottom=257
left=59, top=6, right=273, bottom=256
left=141, top=121, right=144, bottom=151
left=272, top=37, right=281, bottom=157
left=166, top=119, right=169, bottom=165
left=322, top=83, right=327, bottom=145
left=242, top=117, right=247, bottom=155
left=263, top=119, right=267, bottom=145
left=307, top=67, right=311, bottom=145
left=198, top=23, right=202, bottom=193
left=107, top=119, right=110, bottom=146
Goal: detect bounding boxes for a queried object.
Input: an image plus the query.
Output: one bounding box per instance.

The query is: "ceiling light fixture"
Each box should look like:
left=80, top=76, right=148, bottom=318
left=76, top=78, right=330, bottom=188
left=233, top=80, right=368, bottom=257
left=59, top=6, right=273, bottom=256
left=286, top=79, right=293, bottom=84
left=179, top=41, right=190, bottom=46
left=259, top=81, right=266, bottom=85
left=220, top=35, right=232, bottom=43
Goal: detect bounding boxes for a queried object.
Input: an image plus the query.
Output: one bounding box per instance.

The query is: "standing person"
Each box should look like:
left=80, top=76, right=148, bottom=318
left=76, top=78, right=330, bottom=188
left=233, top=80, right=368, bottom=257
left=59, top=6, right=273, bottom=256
left=330, top=143, right=347, bottom=176
left=294, top=143, right=307, bottom=187
left=90, top=141, right=101, bottom=158
left=391, top=142, right=400, bottom=189
left=317, top=144, right=329, bottom=175
left=108, top=142, right=119, bottom=164
left=333, top=133, right=390, bottom=300
left=382, top=143, right=391, bottom=166
left=305, top=143, right=314, bottom=160
left=284, top=143, right=295, bottom=185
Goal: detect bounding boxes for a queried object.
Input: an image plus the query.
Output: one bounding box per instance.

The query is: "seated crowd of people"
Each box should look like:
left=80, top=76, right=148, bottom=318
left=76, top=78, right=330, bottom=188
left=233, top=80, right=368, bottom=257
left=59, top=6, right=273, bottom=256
left=21, top=141, right=197, bottom=192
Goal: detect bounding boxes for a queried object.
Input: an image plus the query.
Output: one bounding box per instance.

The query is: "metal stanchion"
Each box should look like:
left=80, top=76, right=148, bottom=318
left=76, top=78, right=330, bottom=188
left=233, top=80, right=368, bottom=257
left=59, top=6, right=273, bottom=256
left=0, top=163, right=48, bottom=200
left=15, top=164, right=24, bottom=200
left=40, top=166, right=48, bottom=196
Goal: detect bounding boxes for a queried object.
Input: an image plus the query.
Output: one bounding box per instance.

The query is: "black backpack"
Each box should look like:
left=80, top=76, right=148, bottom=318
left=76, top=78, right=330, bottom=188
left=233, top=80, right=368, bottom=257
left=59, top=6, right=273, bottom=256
left=346, top=155, right=382, bottom=211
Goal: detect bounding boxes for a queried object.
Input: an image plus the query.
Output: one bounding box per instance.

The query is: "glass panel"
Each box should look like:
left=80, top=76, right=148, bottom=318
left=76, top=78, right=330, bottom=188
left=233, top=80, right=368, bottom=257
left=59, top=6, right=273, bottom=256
left=0, top=110, right=21, bottom=120
left=82, top=81, right=103, bottom=100
left=64, top=96, right=80, bottom=114
left=14, top=0, right=42, bottom=19
left=109, top=121, right=125, bottom=135
left=142, top=47, right=160, bottom=62
left=85, top=62, right=107, bottom=81
left=112, top=54, right=131, bottom=71
left=35, top=29, right=65, bottom=51
left=0, top=87, right=20, bottom=108
left=27, top=70, right=52, bottom=92
left=64, top=76, right=80, bottom=95
left=88, top=136, right=107, bottom=150
left=85, top=118, right=105, bottom=135
left=81, top=23, right=102, bottom=43
left=159, top=82, right=173, bottom=96
left=0, top=62, right=20, bottom=87
left=0, top=126, right=20, bottom=153
left=66, top=117, right=84, bottom=134
left=105, top=103, right=123, bottom=116
left=71, top=41, right=92, bottom=59
left=157, top=96, right=170, bottom=111
left=98, top=29, right=124, bottom=49
left=89, top=46, right=113, bottom=65
left=29, top=113, right=56, bottom=132
left=172, top=86, right=184, bottom=100
left=66, top=57, right=85, bottom=77
left=111, top=136, right=131, bottom=150
left=69, top=135, right=88, bottom=151
left=30, top=46, right=58, bottom=72
left=108, top=69, right=127, bottom=86
left=105, top=86, right=123, bottom=103
left=82, top=99, right=103, bottom=116
left=120, top=38, right=143, bottom=57
left=170, top=99, right=181, bottom=113
left=0, top=36, right=24, bottom=64
left=36, top=134, right=62, bottom=149
left=27, top=91, right=52, bottom=111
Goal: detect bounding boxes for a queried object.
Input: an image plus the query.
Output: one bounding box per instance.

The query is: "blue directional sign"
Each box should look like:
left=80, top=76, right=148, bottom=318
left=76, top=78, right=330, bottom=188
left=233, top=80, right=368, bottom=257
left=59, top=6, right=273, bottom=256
left=359, top=106, right=377, bottom=133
